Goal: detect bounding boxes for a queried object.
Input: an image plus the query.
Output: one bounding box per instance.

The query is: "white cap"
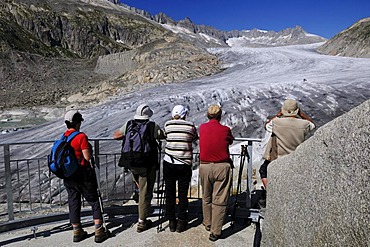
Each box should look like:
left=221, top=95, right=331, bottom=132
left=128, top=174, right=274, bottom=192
left=134, top=104, right=153, bottom=120
left=172, top=105, right=188, bottom=119
left=64, top=110, right=84, bottom=122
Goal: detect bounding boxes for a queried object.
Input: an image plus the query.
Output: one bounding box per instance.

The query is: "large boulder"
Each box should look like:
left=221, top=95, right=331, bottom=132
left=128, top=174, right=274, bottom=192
left=263, top=99, right=370, bottom=246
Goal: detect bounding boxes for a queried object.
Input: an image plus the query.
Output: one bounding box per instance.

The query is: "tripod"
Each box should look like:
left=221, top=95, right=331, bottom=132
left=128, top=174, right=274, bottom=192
left=231, top=144, right=250, bottom=227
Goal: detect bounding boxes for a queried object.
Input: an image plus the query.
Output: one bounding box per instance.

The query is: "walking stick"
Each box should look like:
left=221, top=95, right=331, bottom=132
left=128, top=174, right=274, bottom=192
left=156, top=140, right=166, bottom=233
left=157, top=180, right=165, bottom=233
left=91, top=156, right=110, bottom=233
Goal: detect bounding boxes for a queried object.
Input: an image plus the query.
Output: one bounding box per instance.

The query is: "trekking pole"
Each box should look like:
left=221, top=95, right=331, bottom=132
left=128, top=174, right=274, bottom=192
left=157, top=180, right=165, bottom=233
left=91, top=156, right=109, bottom=231
left=156, top=140, right=165, bottom=233
left=231, top=145, right=247, bottom=227
left=156, top=140, right=162, bottom=200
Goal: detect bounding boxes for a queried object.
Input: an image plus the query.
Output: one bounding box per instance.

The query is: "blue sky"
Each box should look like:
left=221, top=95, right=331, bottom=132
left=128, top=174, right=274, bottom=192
left=120, top=0, right=370, bottom=39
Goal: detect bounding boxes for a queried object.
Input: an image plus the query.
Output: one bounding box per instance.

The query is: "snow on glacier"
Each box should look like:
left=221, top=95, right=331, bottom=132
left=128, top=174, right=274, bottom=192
left=1, top=43, right=370, bottom=196
left=2, top=43, right=370, bottom=146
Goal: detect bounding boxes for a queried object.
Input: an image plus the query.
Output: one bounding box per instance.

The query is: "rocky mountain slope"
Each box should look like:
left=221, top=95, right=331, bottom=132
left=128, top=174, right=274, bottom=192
left=0, top=0, right=220, bottom=110
left=317, top=17, right=370, bottom=58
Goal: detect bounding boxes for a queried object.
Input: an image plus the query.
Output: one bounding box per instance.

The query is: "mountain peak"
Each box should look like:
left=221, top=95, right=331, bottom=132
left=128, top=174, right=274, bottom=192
left=227, top=26, right=326, bottom=47
left=154, top=12, right=176, bottom=25
left=183, top=17, right=193, bottom=23
left=120, top=4, right=326, bottom=48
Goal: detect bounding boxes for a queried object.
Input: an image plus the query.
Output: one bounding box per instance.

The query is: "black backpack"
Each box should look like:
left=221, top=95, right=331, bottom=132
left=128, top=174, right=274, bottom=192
left=118, top=120, right=158, bottom=169
left=48, top=131, right=81, bottom=179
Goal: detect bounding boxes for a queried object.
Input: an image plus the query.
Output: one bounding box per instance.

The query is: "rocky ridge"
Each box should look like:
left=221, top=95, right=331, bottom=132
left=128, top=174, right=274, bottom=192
left=123, top=4, right=326, bottom=48
left=0, top=0, right=221, bottom=111
left=226, top=26, right=326, bottom=47
left=317, top=17, right=370, bottom=58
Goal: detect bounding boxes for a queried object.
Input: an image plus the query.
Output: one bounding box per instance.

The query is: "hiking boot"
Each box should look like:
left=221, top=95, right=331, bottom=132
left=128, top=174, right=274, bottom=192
left=202, top=222, right=211, bottom=231
left=73, top=228, right=87, bottom=243
left=137, top=219, right=152, bottom=233
left=176, top=219, right=188, bottom=233
left=209, top=233, right=220, bottom=241
left=258, top=187, right=267, bottom=208
left=169, top=220, right=177, bottom=232
left=95, top=226, right=110, bottom=243
left=258, top=198, right=266, bottom=208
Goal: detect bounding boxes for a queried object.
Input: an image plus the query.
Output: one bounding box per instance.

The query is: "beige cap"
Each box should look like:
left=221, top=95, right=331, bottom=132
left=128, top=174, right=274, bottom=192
left=281, top=99, right=299, bottom=117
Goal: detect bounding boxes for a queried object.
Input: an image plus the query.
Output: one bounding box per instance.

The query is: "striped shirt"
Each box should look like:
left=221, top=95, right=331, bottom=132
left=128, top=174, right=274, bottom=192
left=164, top=119, right=198, bottom=165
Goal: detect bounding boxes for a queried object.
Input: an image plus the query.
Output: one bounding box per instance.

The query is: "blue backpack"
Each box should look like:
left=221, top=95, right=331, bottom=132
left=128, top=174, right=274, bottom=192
left=48, top=131, right=81, bottom=178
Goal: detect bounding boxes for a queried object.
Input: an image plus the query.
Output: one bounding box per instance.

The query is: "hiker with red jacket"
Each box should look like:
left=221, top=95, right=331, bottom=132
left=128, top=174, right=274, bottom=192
left=199, top=105, right=234, bottom=242
left=260, top=99, right=316, bottom=189
left=63, top=110, right=109, bottom=243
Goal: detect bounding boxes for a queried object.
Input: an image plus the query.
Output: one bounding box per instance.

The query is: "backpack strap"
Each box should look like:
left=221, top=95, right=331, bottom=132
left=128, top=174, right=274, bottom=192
left=124, top=120, right=135, bottom=135
left=66, top=131, right=84, bottom=165
left=145, top=121, right=154, bottom=140
left=65, top=131, right=81, bottom=143
left=147, top=121, right=159, bottom=150
left=60, top=133, right=66, bottom=140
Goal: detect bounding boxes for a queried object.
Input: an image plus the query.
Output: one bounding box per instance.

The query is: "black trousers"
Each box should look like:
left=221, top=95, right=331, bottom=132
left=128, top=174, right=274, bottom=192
left=163, top=160, right=192, bottom=221
left=64, top=166, right=102, bottom=224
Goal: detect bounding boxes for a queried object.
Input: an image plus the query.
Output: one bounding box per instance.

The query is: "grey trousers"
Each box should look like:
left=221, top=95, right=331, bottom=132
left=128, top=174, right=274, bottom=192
left=200, top=162, right=232, bottom=236
left=130, top=166, right=156, bottom=221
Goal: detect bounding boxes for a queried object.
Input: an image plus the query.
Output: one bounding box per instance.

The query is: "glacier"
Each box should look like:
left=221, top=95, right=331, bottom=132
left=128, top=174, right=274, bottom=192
left=0, top=42, right=370, bottom=206
left=1, top=42, right=370, bottom=160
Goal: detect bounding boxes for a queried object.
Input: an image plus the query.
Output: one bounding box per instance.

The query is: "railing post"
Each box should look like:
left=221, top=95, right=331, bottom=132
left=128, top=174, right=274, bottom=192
left=94, top=140, right=101, bottom=183
left=4, top=144, right=14, bottom=221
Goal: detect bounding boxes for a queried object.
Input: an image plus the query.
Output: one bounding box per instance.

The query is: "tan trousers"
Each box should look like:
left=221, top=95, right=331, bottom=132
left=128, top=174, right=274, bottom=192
left=130, top=166, right=156, bottom=221
left=200, top=162, right=232, bottom=236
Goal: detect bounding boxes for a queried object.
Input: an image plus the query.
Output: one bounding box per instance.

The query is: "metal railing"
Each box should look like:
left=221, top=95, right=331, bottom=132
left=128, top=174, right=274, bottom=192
left=0, top=137, right=261, bottom=223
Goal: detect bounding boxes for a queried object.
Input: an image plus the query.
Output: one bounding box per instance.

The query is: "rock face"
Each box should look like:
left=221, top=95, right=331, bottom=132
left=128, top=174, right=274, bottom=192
left=151, top=14, right=326, bottom=48
left=114, top=36, right=220, bottom=84
left=0, top=0, right=221, bottom=109
left=0, top=0, right=182, bottom=58
left=317, top=17, right=370, bottom=58
left=263, top=99, right=370, bottom=246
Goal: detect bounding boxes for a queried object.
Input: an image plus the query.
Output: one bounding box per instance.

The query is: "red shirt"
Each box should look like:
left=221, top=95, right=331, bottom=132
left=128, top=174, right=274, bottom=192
left=199, top=119, right=234, bottom=163
left=64, top=129, right=91, bottom=166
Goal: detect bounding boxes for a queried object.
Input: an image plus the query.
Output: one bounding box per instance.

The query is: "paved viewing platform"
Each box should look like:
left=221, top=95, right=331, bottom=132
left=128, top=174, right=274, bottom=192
left=0, top=204, right=259, bottom=247
left=0, top=137, right=263, bottom=246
